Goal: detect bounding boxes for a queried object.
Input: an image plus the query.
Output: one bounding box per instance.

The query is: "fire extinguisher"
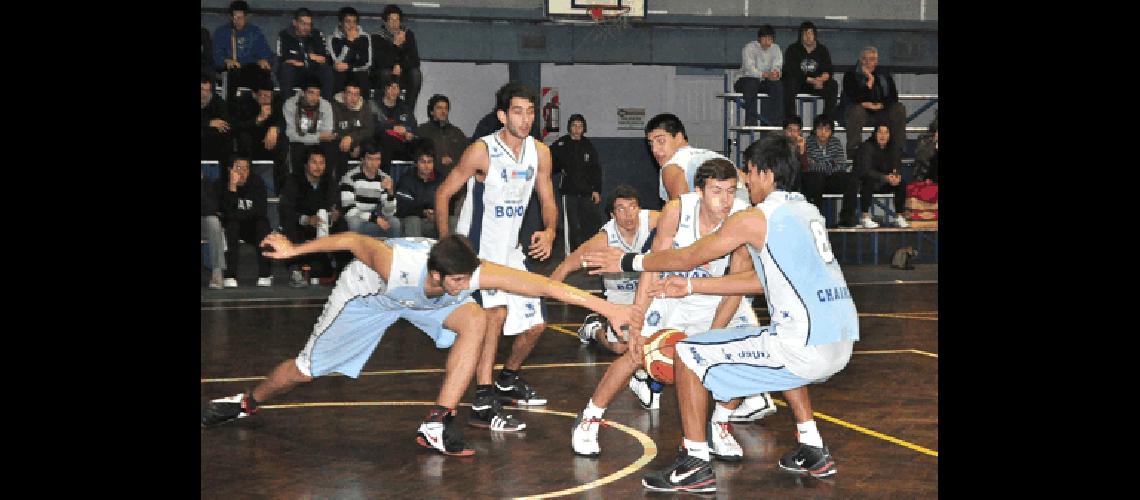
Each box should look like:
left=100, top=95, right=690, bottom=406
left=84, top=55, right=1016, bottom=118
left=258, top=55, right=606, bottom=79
left=544, top=98, right=560, bottom=133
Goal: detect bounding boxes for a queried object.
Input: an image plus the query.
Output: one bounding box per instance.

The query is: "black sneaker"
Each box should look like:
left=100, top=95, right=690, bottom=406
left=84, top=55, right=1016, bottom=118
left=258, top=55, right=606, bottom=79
left=416, top=409, right=476, bottom=457
left=778, top=443, right=837, bottom=478
left=201, top=392, right=258, bottom=427
left=494, top=374, right=547, bottom=406
left=642, top=448, right=716, bottom=493
left=469, top=395, right=527, bottom=431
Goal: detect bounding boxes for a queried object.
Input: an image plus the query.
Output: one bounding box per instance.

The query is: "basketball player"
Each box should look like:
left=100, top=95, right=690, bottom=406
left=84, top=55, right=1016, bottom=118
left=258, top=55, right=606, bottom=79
left=644, top=112, right=775, bottom=424
left=434, top=82, right=559, bottom=431
left=200, top=232, right=641, bottom=459
left=585, top=135, right=857, bottom=492
left=548, top=184, right=660, bottom=355
left=569, top=159, right=759, bottom=461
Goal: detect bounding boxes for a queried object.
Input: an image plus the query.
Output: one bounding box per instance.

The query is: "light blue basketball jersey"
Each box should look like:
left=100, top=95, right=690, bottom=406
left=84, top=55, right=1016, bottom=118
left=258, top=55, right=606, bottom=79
left=749, top=191, right=859, bottom=347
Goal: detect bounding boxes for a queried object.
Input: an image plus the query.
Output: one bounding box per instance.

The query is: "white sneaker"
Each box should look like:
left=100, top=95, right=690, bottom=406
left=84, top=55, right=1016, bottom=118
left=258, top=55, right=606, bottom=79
left=415, top=417, right=475, bottom=457
left=708, top=420, right=744, bottom=461
left=310, top=277, right=321, bottom=285
left=223, top=278, right=238, bottom=288
left=208, top=269, right=224, bottom=289
left=571, top=410, right=603, bottom=457
left=577, top=313, right=604, bottom=344
left=629, top=369, right=660, bottom=410
left=895, top=216, right=910, bottom=228
left=861, top=216, right=880, bottom=229
left=728, top=392, right=777, bottom=423
left=257, top=276, right=273, bottom=287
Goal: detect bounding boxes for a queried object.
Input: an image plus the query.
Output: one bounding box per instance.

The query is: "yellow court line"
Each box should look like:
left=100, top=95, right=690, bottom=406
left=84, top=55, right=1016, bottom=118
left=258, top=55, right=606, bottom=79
left=547, top=324, right=580, bottom=338
left=201, top=361, right=616, bottom=383
left=772, top=399, right=938, bottom=457
left=253, top=401, right=656, bottom=500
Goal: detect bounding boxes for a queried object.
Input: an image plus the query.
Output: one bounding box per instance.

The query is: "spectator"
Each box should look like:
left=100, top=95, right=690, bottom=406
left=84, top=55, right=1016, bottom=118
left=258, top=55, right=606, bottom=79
left=914, top=112, right=938, bottom=182
left=417, top=94, right=469, bottom=180
left=471, top=106, right=502, bottom=140
left=733, top=24, right=783, bottom=126
left=201, top=27, right=216, bottom=85
left=854, top=123, right=908, bottom=228
left=782, top=21, right=838, bottom=124
left=550, top=113, right=603, bottom=250
left=372, top=4, right=422, bottom=116
left=783, top=115, right=809, bottom=185
left=278, top=147, right=341, bottom=287
left=340, top=141, right=401, bottom=238
left=212, top=0, right=273, bottom=101
left=230, top=73, right=286, bottom=195
left=276, top=7, right=334, bottom=102
left=214, top=155, right=273, bottom=287
left=395, top=142, right=443, bottom=238
left=201, top=75, right=233, bottom=163
left=842, top=46, right=907, bottom=156
left=330, top=75, right=376, bottom=181
left=802, top=114, right=858, bottom=227
left=284, top=75, right=337, bottom=182
left=374, top=77, right=416, bottom=161
left=328, top=6, right=372, bottom=102
left=202, top=172, right=226, bottom=289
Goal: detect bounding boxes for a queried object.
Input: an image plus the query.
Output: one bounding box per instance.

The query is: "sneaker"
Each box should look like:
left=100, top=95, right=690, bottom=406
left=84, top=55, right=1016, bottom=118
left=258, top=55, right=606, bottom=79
left=223, top=277, right=238, bottom=288
left=208, top=269, right=224, bottom=289
left=778, top=443, right=837, bottom=478
left=469, top=395, right=527, bottom=431
left=577, top=313, right=605, bottom=344
left=495, top=374, right=547, bottom=406
left=728, top=392, right=777, bottom=423
left=629, top=368, right=660, bottom=410
left=571, top=410, right=605, bottom=457
left=708, top=420, right=743, bottom=461
left=895, top=216, right=910, bottom=228
left=415, top=410, right=476, bottom=457
left=201, top=392, right=258, bottom=427
left=257, top=276, right=273, bottom=287
left=310, top=277, right=321, bottom=285
left=289, top=269, right=308, bottom=288
left=641, top=448, right=717, bottom=493
left=861, top=216, right=880, bottom=229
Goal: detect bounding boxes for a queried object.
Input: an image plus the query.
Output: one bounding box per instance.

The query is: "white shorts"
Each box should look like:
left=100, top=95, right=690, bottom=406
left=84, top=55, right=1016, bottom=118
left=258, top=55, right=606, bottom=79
left=476, top=246, right=545, bottom=336
left=640, top=294, right=757, bottom=338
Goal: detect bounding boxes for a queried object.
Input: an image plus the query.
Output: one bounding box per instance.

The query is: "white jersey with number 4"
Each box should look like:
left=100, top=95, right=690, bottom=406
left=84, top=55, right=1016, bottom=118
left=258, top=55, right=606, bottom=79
left=456, top=132, right=538, bottom=265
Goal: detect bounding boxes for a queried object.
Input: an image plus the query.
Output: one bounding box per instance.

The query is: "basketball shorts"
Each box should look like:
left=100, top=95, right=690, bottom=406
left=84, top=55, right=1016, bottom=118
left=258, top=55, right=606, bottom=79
left=475, top=246, right=545, bottom=336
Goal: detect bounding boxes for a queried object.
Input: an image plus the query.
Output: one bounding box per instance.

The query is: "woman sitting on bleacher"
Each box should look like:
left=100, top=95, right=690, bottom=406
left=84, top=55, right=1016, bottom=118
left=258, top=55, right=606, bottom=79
left=853, top=123, right=908, bottom=229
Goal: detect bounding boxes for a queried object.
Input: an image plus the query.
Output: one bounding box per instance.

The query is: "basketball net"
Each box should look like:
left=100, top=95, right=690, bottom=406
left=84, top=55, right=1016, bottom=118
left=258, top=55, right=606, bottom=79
left=586, top=4, right=630, bottom=41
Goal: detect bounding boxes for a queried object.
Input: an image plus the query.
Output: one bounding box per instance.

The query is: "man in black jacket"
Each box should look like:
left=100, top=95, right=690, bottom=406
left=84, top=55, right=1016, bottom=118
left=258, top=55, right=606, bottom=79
left=276, top=7, right=334, bottom=101
left=550, top=114, right=603, bottom=250
left=854, top=123, right=908, bottom=229
left=202, top=75, right=233, bottom=163
left=395, top=142, right=443, bottom=238
left=278, top=147, right=342, bottom=287
left=230, top=74, right=286, bottom=195
left=842, top=46, right=907, bottom=156
left=782, top=21, right=838, bottom=125
left=371, top=4, right=421, bottom=117
left=328, top=7, right=372, bottom=101
left=214, top=156, right=273, bottom=287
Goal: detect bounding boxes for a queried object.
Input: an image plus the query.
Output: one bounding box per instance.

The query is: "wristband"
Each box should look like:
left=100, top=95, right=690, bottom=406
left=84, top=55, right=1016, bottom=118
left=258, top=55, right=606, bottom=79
left=687, top=276, right=693, bottom=295
left=632, top=254, right=645, bottom=272
left=620, top=253, right=636, bottom=272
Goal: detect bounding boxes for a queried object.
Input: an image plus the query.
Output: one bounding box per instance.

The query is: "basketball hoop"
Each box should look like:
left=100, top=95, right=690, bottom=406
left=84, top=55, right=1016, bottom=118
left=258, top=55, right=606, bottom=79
left=581, top=3, right=631, bottom=41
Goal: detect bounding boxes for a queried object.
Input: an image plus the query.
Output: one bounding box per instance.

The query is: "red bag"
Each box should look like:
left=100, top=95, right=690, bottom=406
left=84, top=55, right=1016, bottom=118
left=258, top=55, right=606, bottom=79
left=906, top=180, right=938, bottom=203
left=905, top=180, right=938, bottom=221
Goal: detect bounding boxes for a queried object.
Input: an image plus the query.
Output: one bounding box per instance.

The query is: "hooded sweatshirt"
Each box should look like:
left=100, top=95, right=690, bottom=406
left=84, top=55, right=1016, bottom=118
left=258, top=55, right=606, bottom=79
left=284, top=94, right=335, bottom=145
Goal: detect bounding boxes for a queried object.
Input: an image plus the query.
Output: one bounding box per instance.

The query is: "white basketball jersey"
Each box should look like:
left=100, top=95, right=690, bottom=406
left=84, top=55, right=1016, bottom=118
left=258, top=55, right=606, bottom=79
left=600, top=209, right=652, bottom=304
left=456, top=132, right=539, bottom=265
left=659, top=146, right=751, bottom=204
left=663, top=192, right=750, bottom=309
left=326, top=237, right=474, bottom=312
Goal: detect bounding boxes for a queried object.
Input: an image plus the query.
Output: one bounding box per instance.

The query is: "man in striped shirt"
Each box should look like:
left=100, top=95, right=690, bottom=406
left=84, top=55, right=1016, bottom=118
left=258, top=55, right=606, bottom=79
left=340, top=141, right=400, bottom=238
left=801, top=115, right=857, bottom=227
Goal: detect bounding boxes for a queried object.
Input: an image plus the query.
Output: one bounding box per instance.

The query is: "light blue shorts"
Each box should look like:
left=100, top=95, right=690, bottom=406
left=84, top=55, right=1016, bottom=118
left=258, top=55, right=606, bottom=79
left=295, top=294, right=472, bottom=378
left=675, top=326, right=811, bottom=402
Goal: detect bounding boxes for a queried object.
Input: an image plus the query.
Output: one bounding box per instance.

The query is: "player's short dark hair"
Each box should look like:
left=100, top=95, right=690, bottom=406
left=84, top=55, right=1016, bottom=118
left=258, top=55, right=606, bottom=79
left=813, top=113, right=835, bottom=132
left=644, top=113, right=687, bottom=140
left=742, top=134, right=798, bottom=190
left=606, top=184, right=641, bottom=215
left=783, top=115, right=802, bottom=129
left=382, top=4, right=403, bottom=21
left=428, top=234, right=481, bottom=279
left=427, top=94, right=450, bottom=117
left=694, top=158, right=739, bottom=189
left=293, top=7, right=312, bottom=20
left=229, top=1, right=250, bottom=15
left=338, top=6, right=358, bottom=23
left=495, top=82, right=537, bottom=114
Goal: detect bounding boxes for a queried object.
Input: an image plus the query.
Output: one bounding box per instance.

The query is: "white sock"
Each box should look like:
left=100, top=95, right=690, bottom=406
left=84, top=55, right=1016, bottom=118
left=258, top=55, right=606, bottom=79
left=711, top=403, right=734, bottom=423
left=584, top=399, right=606, bottom=419
left=683, top=438, right=711, bottom=462
left=796, top=420, right=824, bottom=448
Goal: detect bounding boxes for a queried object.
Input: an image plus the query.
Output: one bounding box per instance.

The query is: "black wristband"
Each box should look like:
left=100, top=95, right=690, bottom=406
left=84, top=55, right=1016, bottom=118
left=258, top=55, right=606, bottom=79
left=620, top=253, right=637, bottom=272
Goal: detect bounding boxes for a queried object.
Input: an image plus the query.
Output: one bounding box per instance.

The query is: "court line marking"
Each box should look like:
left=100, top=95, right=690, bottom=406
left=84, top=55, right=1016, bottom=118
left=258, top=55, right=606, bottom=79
left=202, top=304, right=324, bottom=311
left=771, top=399, right=938, bottom=457
left=251, top=401, right=656, bottom=500
left=201, top=361, right=615, bottom=383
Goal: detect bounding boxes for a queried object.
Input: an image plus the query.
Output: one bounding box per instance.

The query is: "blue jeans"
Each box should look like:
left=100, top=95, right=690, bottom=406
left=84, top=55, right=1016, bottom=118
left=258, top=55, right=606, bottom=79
left=733, top=77, right=784, bottom=126
left=347, top=213, right=402, bottom=238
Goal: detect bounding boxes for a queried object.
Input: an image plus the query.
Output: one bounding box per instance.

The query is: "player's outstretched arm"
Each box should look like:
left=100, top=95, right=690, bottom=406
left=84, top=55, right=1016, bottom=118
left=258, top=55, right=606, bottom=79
left=434, top=140, right=488, bottom=238
left=549, top=230, right=609, bottom=283
left=261, top=232, right=392, bottom=277
left=585, top=208, right=765, bottom=274
left=478, top=260, right=644, bottom=337
left=647, top=269, right=765, bottom=298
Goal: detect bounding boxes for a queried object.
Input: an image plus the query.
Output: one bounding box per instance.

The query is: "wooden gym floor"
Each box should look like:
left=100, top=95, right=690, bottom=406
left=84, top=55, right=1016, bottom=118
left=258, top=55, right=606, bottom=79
left=201, top=273, right=937, bottom=498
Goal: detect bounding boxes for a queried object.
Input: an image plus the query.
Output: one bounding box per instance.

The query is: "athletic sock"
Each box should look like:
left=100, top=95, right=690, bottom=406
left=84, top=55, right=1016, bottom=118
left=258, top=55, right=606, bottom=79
left=796, top=420, right=824, bottom=448
left=584, top=399, right=606, bottom=419
left=711, top=403, right=734, bottom=423
left=683, top=438, right=711, bottom=462
left=425, top=405, right=451, bottom=422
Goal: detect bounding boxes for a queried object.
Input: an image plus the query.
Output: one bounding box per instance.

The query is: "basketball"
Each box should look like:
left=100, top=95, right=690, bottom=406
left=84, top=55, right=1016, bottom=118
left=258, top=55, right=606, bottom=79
left=642, top=328, right=688, bottom=384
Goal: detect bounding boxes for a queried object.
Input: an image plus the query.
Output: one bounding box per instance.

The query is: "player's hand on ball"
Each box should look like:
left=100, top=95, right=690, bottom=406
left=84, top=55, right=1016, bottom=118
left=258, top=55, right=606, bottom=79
left=661, top=276, right=690, bottom=298
left=583, top=247, right=626, bottom=274
left=625, top=329, right=647, bottom=367
left=260, top=233, right=296, bottom=259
